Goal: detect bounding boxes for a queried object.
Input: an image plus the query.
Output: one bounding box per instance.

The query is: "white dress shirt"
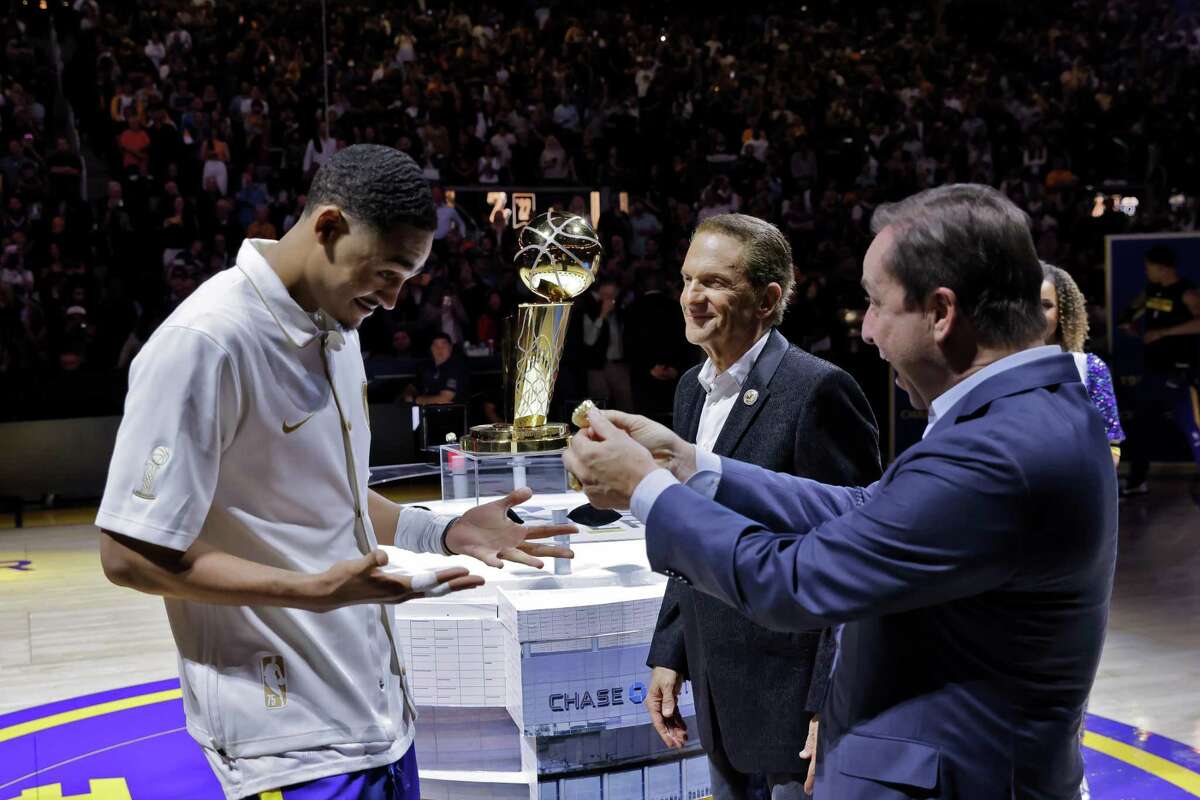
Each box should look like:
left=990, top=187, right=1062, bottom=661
left=693, top=331, right=772, bottom=451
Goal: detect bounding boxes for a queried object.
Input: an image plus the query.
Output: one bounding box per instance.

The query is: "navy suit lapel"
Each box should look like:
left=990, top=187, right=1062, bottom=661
left=712, top=330, right=788, bottom=457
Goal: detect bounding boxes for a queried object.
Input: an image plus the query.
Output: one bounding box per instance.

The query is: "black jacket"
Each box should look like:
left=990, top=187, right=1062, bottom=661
left=646, top=329, right=881, bottom=773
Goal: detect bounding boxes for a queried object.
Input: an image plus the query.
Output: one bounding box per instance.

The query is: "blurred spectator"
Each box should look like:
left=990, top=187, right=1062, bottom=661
left=433, top=186, right=466, bottom=241
left=580, top=276, right=634, bottom=411
left=404, top=332, right=470, bottom=407
left=245, top=205, right=278, bottom=240
left=540, top=134, right=573, bottom=182
left=302, top=122, right=337, bottom=180
left=430, top=286, right=470, bottom=346
left=117, top=111, right=151, bottom=177
left=475, top=290, right=507, bottom=347
left=46, top=137, right=82, bottom=202
left=478, top=144, right=503, bottom=185
left=201, top=129, right=231, bottom=195
left=1, top=138, right=39, bottom=194
left=629, top=200, right=663, bottom=258
left=56, top=305, right=96, bottom=369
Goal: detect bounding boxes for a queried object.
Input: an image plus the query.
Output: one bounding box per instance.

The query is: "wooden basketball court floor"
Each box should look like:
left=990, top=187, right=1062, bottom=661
left=1, top=478, right=1198, bottom=798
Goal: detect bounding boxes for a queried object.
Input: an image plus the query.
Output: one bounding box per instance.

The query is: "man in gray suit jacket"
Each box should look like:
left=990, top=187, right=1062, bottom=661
left=646, top=214, right=881, bottom=799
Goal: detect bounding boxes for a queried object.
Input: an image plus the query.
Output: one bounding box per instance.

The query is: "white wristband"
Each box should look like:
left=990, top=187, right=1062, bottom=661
left=393, top=507, right=458, bottom=555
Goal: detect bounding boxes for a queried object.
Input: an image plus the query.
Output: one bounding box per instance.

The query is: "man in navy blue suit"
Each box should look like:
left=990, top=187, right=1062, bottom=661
left=565, top=184, right=1117, bottom=800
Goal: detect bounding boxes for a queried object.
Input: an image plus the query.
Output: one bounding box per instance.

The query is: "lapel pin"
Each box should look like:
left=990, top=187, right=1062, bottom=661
left=743, top=389, right=759, bottom=406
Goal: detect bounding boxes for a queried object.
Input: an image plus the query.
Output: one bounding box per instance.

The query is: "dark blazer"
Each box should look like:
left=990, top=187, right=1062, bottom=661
left=646, top=329, right=881, bottom=773
left=646, top=353, right=1118, bottom=799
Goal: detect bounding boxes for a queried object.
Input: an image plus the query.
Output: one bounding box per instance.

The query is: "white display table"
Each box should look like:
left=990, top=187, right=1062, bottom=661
left=382, top=492, right=711, bottom=800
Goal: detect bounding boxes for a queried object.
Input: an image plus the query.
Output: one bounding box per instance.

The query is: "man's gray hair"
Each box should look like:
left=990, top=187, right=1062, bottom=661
left=693, top=213, right=795, bottom=326
left=871, top=183, right=1045, bottom=348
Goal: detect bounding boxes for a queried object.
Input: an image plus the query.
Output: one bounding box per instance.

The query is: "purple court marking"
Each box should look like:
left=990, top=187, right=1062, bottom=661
left=2, top=682, right=1198, bottom=800
left=1085, top=746, right=1197, bottom=800
left=2, top=727, right=221, bottom=799
left=0, top=678, right=222, bottom=799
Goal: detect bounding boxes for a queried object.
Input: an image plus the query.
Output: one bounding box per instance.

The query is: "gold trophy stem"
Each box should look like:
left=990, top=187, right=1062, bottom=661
left=512, top=302, right=571, bottom=428
left=460, top=301, right=573, bottom=453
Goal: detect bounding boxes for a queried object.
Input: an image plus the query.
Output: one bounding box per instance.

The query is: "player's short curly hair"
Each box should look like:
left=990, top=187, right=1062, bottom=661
left=1042, top=261, right=1089, bottom=353
left=305, top=144, right=436, bottom=232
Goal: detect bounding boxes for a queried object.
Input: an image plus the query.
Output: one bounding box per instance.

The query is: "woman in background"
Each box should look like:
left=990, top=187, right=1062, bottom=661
left=1042, top=261, right=1124, bottom=466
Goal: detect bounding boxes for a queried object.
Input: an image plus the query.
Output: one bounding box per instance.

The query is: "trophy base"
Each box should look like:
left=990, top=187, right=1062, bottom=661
left=459, top=422, right=571, bottom=454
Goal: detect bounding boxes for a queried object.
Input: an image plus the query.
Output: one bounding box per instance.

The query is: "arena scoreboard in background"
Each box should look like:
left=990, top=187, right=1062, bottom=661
left=444, top=186, right=630, bottom=232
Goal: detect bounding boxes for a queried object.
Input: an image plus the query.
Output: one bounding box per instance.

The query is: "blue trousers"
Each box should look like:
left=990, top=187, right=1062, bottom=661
left=258, top=746, right=419, bottom=800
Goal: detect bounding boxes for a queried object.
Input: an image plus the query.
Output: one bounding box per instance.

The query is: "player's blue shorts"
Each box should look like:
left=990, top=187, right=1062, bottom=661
left=257, top=746, right=419, bottom=800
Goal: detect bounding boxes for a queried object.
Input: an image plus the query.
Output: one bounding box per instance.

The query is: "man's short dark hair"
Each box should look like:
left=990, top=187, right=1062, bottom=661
left=430, top=332, right=453, bottom=346
left=871, top=183, right=1045, bottom=348
left=306, top=144, right=435, bottom=233
left=1144, top=244, right=1177, bottom=269
left=692, top=213, right=795, bottom=326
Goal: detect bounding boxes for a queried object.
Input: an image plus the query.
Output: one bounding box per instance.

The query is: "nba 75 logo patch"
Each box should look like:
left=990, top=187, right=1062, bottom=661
left=261, top=655, right=288, bottom=709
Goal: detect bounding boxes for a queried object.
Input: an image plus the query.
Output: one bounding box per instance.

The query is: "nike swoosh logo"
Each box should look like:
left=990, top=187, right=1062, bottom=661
left=282, top=414, right=315, bottom=434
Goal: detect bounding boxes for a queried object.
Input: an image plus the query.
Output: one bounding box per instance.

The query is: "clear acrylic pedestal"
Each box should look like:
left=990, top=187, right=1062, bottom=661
left=438, top=445, right=570, bottom=504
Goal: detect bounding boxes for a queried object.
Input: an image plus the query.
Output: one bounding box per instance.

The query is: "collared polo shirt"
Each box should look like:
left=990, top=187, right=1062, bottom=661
left=97, top=239, right=446, bottom=798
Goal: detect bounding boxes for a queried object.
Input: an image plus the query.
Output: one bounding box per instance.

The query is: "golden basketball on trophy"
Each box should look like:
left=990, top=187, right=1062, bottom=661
left=460, top=211, right=602, bottom=453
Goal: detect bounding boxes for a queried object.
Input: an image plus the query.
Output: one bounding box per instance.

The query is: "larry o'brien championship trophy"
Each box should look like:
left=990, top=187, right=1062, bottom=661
left=460, top=210, right=601, bottom=454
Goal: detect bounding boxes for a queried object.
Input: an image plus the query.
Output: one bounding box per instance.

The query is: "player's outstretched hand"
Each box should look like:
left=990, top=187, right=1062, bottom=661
left=312, top=551, right=484, bottom=610
left=446, top=487, right=576, bottom=569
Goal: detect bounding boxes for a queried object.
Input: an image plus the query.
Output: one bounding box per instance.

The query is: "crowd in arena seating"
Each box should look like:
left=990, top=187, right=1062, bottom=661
left=2, top=0, right=1198, bottom=421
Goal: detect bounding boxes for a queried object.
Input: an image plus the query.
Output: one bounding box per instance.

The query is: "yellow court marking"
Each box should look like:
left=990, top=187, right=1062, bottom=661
left=9, top=777, right=133, bottom=799
left=0, top=690, right=182, bottom=743
left=1084, top=731, right=1200, bottom=795
left=258, top=792, right=284, bottom=800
